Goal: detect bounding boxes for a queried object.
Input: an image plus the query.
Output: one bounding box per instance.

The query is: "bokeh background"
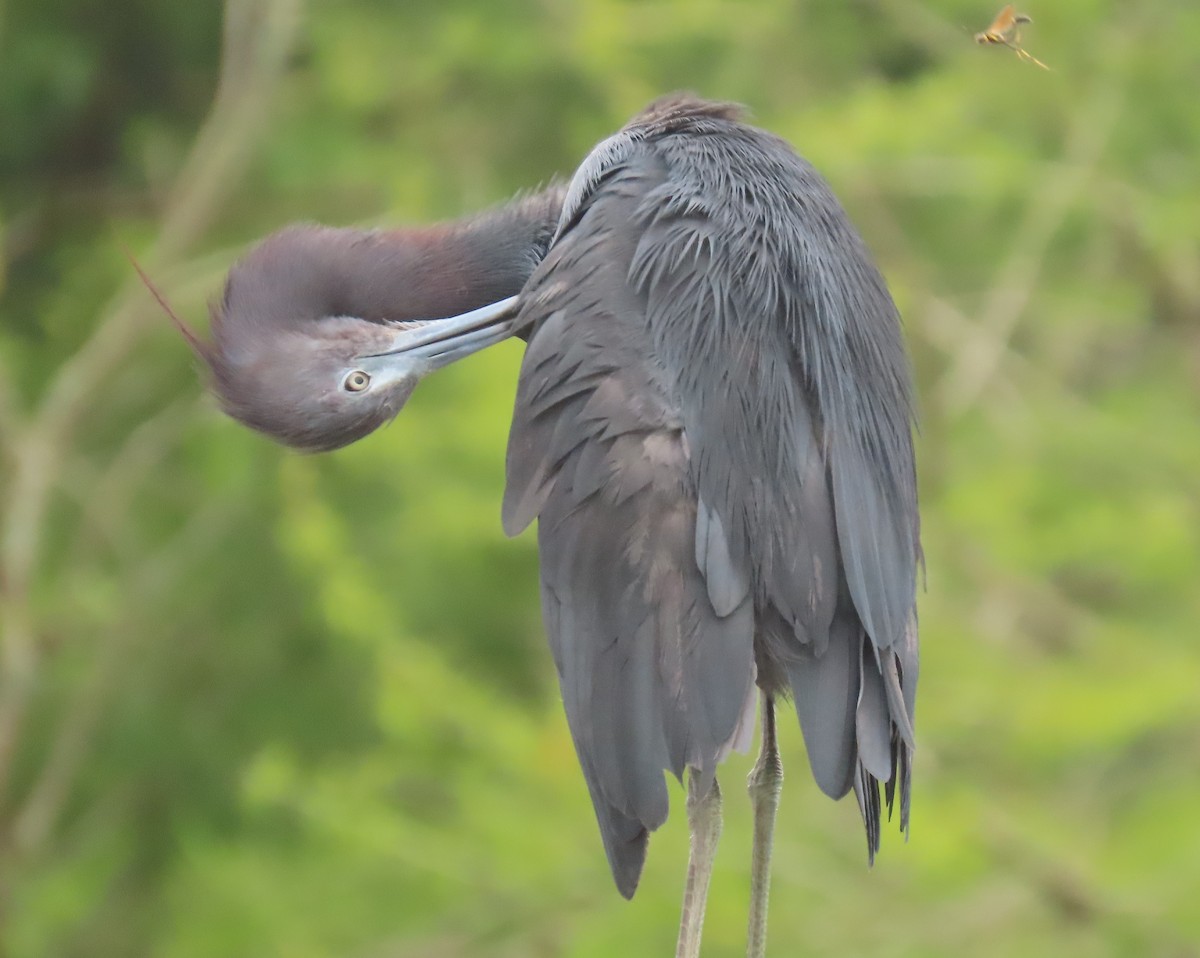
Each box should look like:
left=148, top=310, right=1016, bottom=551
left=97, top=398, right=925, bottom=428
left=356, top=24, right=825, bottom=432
left=1, top=0, right=1198, bottom=955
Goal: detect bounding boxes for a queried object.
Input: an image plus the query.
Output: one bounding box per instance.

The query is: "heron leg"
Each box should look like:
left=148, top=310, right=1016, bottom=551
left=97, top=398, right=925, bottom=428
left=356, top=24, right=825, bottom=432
left=746, top=692, right=782, bottom=958
left=675, top=768, right=723, bottom=958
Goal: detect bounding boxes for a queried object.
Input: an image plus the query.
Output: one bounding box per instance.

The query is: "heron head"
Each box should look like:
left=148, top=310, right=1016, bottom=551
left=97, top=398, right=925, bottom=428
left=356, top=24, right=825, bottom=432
left=164, top=225, right=518, bottom=452
left=204, top=300, right=427, bottom=454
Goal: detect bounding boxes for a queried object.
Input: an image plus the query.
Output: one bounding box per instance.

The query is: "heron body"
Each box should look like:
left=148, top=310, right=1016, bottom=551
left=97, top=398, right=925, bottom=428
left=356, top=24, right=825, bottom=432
left=182, top=93, right=921, bottom=956
left=508, top=95, right=918, bottom=893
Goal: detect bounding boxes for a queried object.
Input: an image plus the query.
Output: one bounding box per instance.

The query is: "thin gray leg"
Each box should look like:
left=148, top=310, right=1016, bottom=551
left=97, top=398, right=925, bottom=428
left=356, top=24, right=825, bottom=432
left=746, top=693, right=783, bottom=958
left=676, top=768, right=723, bottom=958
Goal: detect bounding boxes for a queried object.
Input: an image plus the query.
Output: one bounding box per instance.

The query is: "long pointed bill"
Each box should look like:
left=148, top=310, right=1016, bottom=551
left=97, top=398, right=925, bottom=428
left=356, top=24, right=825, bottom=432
left=362, top=295, right=520, bottom=371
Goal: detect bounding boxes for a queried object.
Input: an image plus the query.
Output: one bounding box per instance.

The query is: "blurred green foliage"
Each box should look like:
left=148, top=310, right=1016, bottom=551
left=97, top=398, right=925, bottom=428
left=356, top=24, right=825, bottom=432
left=1, top=0, right=1198, bottom=955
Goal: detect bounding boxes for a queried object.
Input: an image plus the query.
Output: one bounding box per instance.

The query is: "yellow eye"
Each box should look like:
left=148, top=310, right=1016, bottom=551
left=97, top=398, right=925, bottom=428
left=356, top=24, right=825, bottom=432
left=343, top=370, right=371, bottom=392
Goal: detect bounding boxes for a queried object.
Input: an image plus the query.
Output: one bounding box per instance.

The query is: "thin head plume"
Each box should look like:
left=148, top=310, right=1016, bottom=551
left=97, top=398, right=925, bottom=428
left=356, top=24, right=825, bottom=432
left=121, top=242, right=212, bottom=363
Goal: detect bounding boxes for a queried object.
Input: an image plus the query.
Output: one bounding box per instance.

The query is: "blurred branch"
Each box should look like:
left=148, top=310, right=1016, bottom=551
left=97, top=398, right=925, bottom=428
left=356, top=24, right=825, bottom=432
left=12, top=498, right=236, bottom=856
left=873, top=0, right=976, bottom=54
left=948, top=526, right=1103, bottom=654
left=0, top=0, right=302, bottom=823
left=36, top=0, right=301, bottom=450
left=922, top=287, right=1195, bottom=475
left=851, top=170, right=1061, bottom=428
left=984, top=813, right=1199, bottom=956
left=59, top=400, right=200, bottom=566
left=935, top=86, right=1125, bottom=418
left=0, top=355, right=17, bottom=456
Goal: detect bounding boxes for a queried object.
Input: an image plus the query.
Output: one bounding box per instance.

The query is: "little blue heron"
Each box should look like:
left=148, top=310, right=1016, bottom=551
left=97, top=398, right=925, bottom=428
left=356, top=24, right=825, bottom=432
left=170, top=94, right=921, bottom=958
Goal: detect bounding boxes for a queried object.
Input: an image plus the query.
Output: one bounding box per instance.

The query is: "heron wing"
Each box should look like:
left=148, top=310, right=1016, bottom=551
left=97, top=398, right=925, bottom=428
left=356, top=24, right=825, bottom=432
left=503, top=154, right=757, bottom=898
left=625, top=111, right=921, bottom=854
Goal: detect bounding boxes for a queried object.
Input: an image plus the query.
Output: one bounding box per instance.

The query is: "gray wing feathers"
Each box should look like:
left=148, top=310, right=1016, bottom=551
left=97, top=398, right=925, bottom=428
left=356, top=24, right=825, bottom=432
left=785, top=604, right=861, bottom=799
left=540, top=579, right=652, bottom=896
left=624, top=120, right=920, bottom=853
left=520, top=365, right=757, bottom=896
left=695, top=496, right=750, bottom=616
left=831, top=434, right=915, bottom=656
left=505, top=173, right=757, bottom=896
left=855, top=643, right=894, bottom=782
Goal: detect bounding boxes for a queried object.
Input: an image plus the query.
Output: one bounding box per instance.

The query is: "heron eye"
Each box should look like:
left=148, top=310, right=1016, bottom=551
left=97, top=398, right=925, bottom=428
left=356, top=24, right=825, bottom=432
left=343, top=370, right=371, bottom=392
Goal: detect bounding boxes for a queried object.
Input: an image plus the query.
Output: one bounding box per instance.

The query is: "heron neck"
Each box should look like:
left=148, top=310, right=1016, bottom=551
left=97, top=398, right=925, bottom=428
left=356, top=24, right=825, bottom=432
left=329, top=187, right=564, bottom=322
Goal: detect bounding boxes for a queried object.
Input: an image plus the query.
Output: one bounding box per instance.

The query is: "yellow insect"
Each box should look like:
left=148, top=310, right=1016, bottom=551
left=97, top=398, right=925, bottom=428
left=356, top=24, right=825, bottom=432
left=975, top=4, right=1050, bottom=70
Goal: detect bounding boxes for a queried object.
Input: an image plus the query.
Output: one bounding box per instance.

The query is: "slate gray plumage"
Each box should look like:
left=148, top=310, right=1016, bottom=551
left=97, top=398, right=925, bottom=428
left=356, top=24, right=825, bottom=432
left=175, top=92, right=921, bottom=944
left=502, top=95, right=919, bottom=896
